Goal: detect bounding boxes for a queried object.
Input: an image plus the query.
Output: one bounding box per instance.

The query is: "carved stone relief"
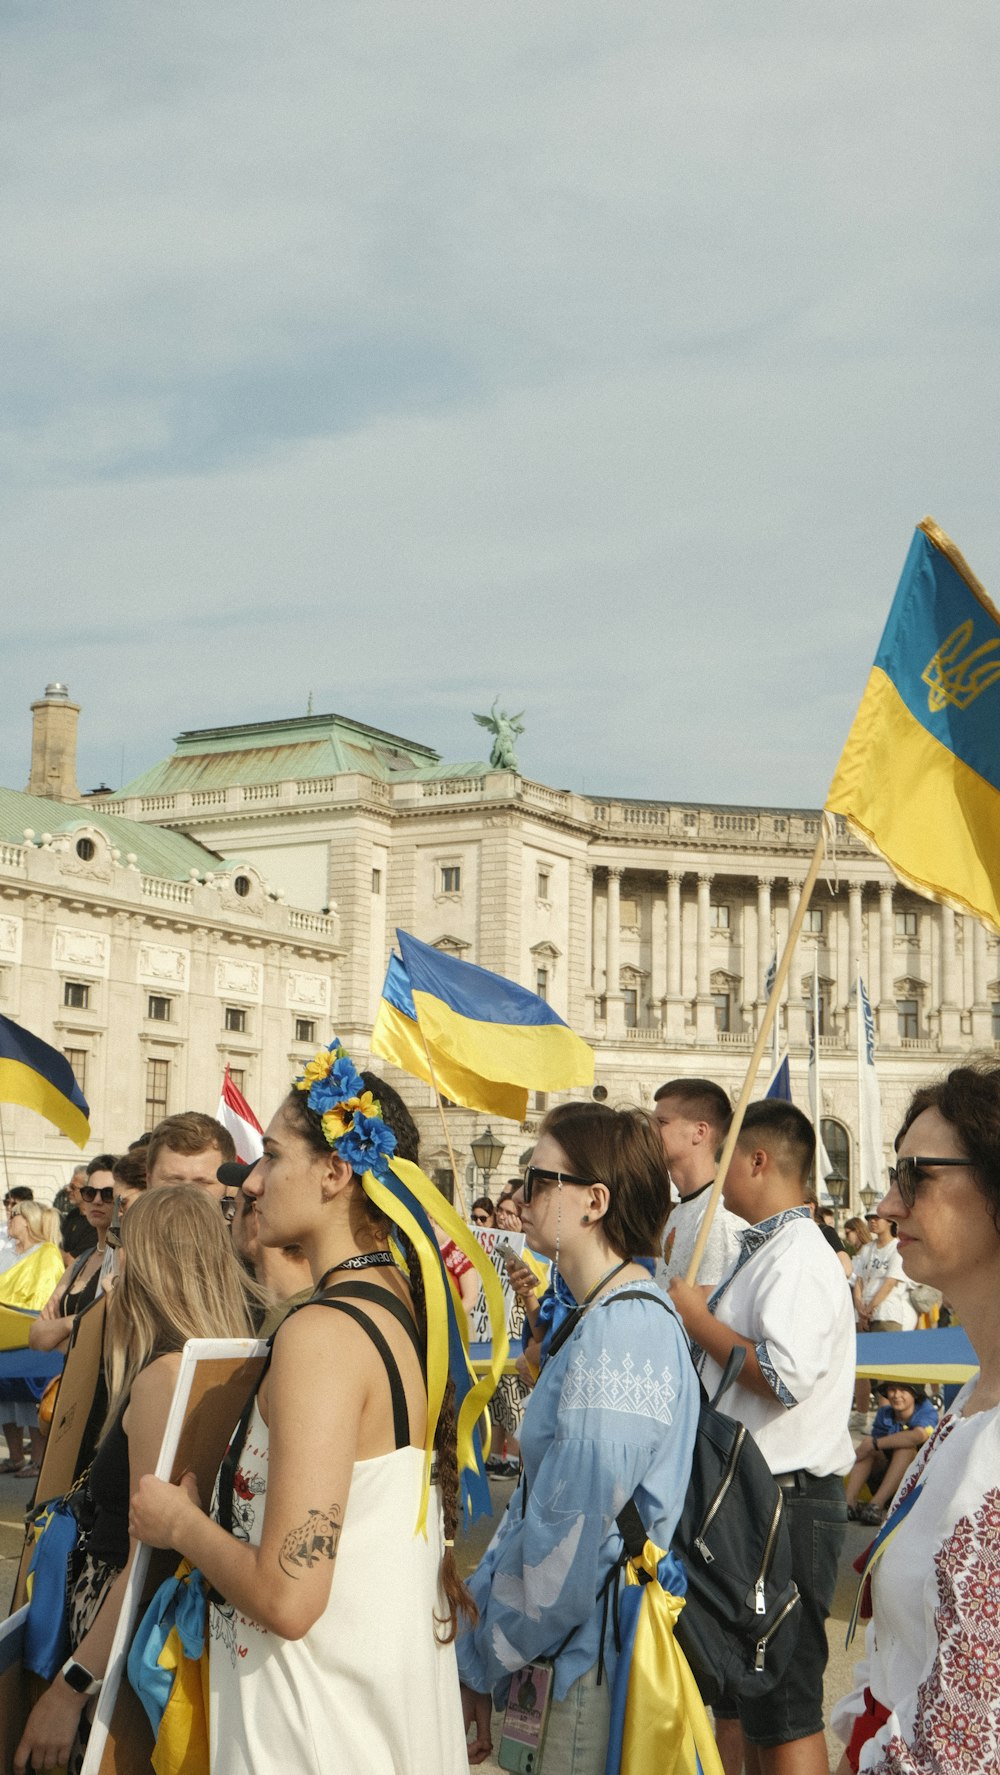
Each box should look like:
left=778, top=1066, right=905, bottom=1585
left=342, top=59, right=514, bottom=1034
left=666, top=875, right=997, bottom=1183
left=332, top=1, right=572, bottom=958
left=215, top=959, right=263, bottom=1002
left=53, top=926, right=110, bottom=975
left=137, top=945, right=190, bottom=990
left=286, top=970, right=331, bottom=1013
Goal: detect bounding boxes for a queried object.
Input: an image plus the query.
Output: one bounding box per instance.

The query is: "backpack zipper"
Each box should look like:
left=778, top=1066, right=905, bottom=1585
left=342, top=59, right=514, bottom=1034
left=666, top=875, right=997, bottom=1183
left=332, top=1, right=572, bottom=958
left=753, top=1586, right=800, bottom=1671
left=751, top=1492, right=784, bottom=1614
left=694, top=1423, right=746, bottom=1563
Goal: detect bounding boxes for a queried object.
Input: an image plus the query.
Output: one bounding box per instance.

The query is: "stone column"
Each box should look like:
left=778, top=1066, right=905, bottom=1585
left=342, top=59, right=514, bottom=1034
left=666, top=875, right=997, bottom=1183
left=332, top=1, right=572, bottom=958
left=604, top=868, right=624, bottom=1037
left=650, top=887, right=667, bottom=1031
left=665, top=871, right=686, bottom=1039
left=878, top=881, right=897, bottom=1043
left=939, top=904, right=961, bottom=1046
left=785, top=878, right=807, bottom=1046
left=972, top=917, right=993, bottom=1042
left=582, top=865, right=597, bottom=1033
left=695, top=873, right=715, bottom=1041
left=756, top=877, right=773, bottom=1033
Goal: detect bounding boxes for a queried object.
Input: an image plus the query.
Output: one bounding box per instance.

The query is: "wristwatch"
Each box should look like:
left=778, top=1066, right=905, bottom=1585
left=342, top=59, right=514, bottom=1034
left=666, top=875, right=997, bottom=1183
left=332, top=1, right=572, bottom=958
left=60, top=1658, right=102, bottom=1697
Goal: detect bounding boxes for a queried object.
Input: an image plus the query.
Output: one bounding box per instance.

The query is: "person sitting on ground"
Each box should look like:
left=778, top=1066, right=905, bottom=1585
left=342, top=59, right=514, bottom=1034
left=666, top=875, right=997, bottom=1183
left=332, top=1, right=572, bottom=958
left=30, top=1155, right=119, bottom=1357
left=0, top=1201, right=70, bottom=1475
left=844, top=1381, right=938, bottom=1525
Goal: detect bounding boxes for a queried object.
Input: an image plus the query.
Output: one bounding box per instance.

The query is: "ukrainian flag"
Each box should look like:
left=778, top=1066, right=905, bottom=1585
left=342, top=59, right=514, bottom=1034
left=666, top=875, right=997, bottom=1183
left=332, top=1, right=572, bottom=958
left=371, top=931, right=594, bottom=1121
left=0, top=1013, right=90, bottom=1147
left=827, top=518, right=1000, bottom=929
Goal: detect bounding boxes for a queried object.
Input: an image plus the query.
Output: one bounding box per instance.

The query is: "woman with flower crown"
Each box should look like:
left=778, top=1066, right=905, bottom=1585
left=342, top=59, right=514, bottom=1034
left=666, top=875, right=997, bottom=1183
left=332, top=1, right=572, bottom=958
left=130, top=1041, right=492, bottom=1775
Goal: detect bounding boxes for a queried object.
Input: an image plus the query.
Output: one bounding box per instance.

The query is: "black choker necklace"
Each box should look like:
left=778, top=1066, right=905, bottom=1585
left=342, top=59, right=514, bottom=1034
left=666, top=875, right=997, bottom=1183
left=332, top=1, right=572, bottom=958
left=316, top=1251, right=396, bottom=1291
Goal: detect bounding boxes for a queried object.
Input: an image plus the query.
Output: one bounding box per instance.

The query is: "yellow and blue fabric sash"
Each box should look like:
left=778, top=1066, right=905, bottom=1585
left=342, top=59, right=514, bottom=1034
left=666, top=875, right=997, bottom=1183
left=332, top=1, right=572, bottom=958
left=0, top=1242, right=66, bottom=1312
left=605, top=1541, right=723, bottom=1775
left=845, top=1481, right=924, bottom=1647
left=127, top=1560, right=210, bottom=1775
left=361, top=1155, right=508, bottom=1530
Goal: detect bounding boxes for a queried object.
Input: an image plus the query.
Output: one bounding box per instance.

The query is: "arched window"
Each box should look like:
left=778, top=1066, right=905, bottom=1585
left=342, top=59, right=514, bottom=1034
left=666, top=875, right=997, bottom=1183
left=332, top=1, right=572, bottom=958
left=820, top=1118, right=851, bottom=1197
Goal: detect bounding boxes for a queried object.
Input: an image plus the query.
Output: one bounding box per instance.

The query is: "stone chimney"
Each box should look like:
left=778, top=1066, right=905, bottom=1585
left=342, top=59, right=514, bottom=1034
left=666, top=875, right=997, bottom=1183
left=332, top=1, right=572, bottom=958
left=28, top=682, right=82, bottom=802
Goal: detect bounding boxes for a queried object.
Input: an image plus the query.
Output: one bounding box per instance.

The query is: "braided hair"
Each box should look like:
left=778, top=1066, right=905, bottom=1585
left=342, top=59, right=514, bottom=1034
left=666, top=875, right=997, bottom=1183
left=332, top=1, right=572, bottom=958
left=285, top=1075, right=475, bottom=1640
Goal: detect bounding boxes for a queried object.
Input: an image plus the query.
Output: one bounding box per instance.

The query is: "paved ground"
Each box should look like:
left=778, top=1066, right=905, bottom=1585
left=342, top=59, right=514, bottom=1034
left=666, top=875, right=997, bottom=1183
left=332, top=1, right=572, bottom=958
left=2, top=1467, right=866, bottom=1773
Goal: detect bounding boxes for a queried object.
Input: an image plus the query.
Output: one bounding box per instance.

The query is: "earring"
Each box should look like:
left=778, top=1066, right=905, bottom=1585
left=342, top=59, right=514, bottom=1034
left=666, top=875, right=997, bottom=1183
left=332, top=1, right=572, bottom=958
left=581, top=1214, right=590, bottom=1224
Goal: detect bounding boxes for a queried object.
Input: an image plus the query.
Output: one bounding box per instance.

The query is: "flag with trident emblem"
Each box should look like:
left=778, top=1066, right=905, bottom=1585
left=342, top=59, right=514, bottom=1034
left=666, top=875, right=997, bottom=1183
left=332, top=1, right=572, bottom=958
left=827, top=518, right=1000, bottom=930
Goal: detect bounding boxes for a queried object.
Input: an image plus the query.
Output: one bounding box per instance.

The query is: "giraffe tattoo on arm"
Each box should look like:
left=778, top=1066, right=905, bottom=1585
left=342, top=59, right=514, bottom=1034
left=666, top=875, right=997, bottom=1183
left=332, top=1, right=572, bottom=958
left=278, top=1506, right=343, bottom=1578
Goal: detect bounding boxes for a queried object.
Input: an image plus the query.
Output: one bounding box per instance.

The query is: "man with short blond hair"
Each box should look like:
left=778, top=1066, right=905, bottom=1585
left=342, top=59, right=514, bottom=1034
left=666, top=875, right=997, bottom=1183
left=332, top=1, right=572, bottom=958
left=147, top=1112, right=235, bottom=1201
left=652, top=1075, right=746, bottom=1291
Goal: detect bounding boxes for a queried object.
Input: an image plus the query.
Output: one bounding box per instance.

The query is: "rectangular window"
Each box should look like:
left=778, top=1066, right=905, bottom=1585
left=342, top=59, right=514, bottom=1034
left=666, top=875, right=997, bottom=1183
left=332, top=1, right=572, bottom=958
left=147, top=994, right=171, bottom=1022
left=710, top=904, right=731, bottom=930
left=804, top=908, right=824, bottom=934
left=713, top=992, right=731, bottom=1033
left=895, top=910, right=918, bottom=936
left=371, top=867, right=382, bottom=894
left=440, top=865, right=461, bottom=894
left=536, top=869, right=550, bottom=899
left=63, top=1048, right=88, bottom=1098
left=535, top=967, right=549, bottom=1001
left=295, top=1017, right=316, bottom=1044
left=64, top=980, right=90, bottom=1010
left=624, top=988, right=638, bottom=1029
left=815, top=993, right=829, bottom=1037
left=145, top=1058, right=169, bottom=1131
left=897, top=998, right=919, bottom=1039
left=228, top=1067, right=246, bottom=1097
left=224, top=1006, right=247, bottom=1033
left=534, top=1091, right=548, bottom=1112
left=433, top=1168, right=455, bottom=1204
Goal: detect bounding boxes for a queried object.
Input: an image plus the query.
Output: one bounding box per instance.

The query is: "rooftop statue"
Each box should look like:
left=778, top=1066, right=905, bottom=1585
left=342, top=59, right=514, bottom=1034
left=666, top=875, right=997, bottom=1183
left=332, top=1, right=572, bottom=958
left=473, top=699, right=525, bottom=771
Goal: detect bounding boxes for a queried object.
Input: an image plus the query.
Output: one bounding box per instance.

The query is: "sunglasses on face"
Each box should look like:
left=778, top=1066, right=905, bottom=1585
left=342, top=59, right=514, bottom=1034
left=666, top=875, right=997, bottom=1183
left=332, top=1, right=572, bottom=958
left=887, top=1155, right=971, bottom=1210
left=471, top=1213, right=491, bottom=1225
left=521, top=1165, right=594, bottom=1204
left=80, top=1185, right=115, bottom=1204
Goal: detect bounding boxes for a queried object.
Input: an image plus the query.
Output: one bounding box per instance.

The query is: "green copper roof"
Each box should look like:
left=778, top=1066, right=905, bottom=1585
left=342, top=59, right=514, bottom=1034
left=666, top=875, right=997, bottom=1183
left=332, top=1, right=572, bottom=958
left=0, top=788, right=226, bottom=881
left=113, top=710, right=492, bottom=796
left=115, top=711, right=444, bottom=797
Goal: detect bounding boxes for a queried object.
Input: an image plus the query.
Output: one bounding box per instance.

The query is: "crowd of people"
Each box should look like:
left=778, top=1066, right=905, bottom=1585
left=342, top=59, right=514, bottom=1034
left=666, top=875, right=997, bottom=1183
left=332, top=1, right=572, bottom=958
left=0, top=1051, right=997, bottom=1775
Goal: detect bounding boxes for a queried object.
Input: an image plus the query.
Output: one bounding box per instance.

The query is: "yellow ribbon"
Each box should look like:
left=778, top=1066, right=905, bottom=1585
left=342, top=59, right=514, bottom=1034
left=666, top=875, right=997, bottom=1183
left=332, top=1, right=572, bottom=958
left=361, top=1157, right=508, bottom=1533
left=620, top=1540, right=724, bottom=1775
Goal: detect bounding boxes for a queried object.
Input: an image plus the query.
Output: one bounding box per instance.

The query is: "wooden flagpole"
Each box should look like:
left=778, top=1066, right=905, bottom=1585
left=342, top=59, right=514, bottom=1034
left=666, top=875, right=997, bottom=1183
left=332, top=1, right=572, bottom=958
left=413, top=1015, right=469, bottom=1217
left=683, top=823, right=829, bottom=1286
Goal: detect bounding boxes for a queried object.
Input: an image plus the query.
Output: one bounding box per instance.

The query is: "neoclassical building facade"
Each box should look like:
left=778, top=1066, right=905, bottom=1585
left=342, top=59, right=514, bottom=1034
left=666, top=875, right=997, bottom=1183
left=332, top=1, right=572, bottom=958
left=105, top=704, right=1000, bottom=1212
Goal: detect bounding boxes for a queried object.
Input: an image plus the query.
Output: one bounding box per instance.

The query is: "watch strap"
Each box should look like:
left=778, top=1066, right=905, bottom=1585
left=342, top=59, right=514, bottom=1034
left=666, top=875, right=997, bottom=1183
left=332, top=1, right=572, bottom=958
left=61, top=1657, right=101, bottom=1697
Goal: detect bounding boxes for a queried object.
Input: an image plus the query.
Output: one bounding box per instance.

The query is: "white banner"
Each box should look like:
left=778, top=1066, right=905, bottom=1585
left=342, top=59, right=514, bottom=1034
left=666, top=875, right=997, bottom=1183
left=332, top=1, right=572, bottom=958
left=468, top=1227, right=526, bottom=1345
left=808, top=962, right=834, bottom=1201
left=856, top=972, right=885, bottom=1211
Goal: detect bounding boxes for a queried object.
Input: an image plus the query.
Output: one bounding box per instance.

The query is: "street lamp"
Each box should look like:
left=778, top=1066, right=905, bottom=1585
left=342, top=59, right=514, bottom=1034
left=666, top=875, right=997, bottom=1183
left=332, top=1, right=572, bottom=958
left=860, top=1183, right=880, bottom=1214
left=825, top=1166, right=849, bottom=1212
left=470, top=1126, right=505, bottom=1197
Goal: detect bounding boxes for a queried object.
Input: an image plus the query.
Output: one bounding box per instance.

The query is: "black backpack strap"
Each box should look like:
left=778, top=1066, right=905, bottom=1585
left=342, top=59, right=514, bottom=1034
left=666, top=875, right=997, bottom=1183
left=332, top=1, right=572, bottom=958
left=318, top=1281, right=426, bottom=1375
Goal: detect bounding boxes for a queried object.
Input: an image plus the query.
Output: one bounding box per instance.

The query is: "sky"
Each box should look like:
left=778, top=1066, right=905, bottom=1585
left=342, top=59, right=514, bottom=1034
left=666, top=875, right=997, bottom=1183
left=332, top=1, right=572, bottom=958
left=2, top=1, right=999, bottom=809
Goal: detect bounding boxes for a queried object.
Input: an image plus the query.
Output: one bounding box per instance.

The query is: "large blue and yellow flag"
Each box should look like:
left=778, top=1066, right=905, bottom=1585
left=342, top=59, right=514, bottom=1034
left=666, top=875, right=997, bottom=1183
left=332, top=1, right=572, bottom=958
left=826, top=518, right=1000, bottom=928
left=0, top=1013, right=90, bottom=1146
left=371, top=930, right=594, bottom=1121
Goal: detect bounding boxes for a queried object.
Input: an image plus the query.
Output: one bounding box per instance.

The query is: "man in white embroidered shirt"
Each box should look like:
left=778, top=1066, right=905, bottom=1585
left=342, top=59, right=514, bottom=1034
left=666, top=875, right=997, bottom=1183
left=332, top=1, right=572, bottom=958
left=670, top=1100, right=855, bottom=1775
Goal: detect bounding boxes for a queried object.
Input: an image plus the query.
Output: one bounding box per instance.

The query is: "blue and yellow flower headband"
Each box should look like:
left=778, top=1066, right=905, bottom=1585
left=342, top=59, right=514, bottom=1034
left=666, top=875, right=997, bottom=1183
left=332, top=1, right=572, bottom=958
left=293, top=1039, right=397, bottom=1179
left=293, top=1040, right=508, bottom=1528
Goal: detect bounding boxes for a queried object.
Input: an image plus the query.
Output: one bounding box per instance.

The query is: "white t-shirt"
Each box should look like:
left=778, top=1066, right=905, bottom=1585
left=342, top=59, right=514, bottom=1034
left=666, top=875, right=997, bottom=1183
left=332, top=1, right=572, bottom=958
left=855, top=1238, right=917, bottom=1329
left=696, top=1207, right=856, bottom=1478
left=655, top=1186, right=747, bottom=1293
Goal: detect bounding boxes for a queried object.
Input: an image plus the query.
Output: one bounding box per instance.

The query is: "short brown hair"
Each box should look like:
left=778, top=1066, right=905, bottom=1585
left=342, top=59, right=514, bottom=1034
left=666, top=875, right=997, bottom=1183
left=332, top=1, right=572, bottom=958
left=540, top=1100, right=671, bottom=1258
left=896, top=1059, right=1000, bottom=1233
left=146, top=1112, right=234, bottom=1178
left=736, top=1100, right=815, bottom=1184
left=112, top=1147, right=148, bottom=1193
left=653, top=1077, right=731, bottom=1134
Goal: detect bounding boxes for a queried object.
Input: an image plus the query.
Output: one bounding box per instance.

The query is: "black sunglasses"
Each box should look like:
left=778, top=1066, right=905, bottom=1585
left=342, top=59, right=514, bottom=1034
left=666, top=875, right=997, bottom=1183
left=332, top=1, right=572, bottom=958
left=887, top=1155, right=971, bottom=1210
left=471, top=1213, right=492, bottom=1225
left=522, top=1165, right=594, bottom=1203
left=80, top=1184, right=115, bottom=1204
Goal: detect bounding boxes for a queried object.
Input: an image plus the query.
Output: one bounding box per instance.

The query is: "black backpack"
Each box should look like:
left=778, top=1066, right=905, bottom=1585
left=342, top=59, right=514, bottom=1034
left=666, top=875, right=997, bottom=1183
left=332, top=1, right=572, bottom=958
left=610, top=1290, right=801, bottom=1706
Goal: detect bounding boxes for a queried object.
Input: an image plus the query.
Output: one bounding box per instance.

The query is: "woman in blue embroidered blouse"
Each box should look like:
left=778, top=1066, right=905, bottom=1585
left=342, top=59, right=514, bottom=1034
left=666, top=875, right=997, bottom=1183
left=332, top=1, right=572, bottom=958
left=457, top=1101, right=699, bottom=1773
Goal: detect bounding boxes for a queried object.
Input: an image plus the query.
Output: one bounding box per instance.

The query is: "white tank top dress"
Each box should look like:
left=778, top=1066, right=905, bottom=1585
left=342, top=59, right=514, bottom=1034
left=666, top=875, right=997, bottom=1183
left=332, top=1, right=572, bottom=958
left=208, top=1284, right=469, bottom=1775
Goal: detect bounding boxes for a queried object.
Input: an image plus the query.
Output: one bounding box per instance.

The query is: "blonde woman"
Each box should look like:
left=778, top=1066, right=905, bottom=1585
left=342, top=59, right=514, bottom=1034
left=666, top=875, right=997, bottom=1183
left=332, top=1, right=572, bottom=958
left=13, top=1187, right=255, bottom=1775
left=0, top=1200, right=65, bottom=1474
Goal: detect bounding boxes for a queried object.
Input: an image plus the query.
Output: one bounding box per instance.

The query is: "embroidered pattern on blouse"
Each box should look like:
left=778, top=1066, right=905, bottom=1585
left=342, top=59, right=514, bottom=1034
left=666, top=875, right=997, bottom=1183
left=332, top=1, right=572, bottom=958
left=561, top=1345, right=675, bottom=1423
left=876, top=1485, right=1000, bottom=1773
left=755, top=1339, right=797, bottom=1408
left=707, top=1206, right=810, bottom=1313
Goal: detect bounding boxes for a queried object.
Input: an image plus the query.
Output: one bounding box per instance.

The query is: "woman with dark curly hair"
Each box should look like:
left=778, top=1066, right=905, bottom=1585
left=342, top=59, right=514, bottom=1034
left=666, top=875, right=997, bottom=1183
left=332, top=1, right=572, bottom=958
left=131, top=1043, right=488, bottom=1775
left=833, top=1060, right=1000, bottom=1774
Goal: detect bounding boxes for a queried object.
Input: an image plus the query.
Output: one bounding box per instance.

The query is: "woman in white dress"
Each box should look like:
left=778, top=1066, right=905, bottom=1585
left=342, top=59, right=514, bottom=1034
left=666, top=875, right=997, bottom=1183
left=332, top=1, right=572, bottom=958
left=131, top=1043, right=485, bottom=1775
left=833, top=1060, right=1000, bottom=1774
